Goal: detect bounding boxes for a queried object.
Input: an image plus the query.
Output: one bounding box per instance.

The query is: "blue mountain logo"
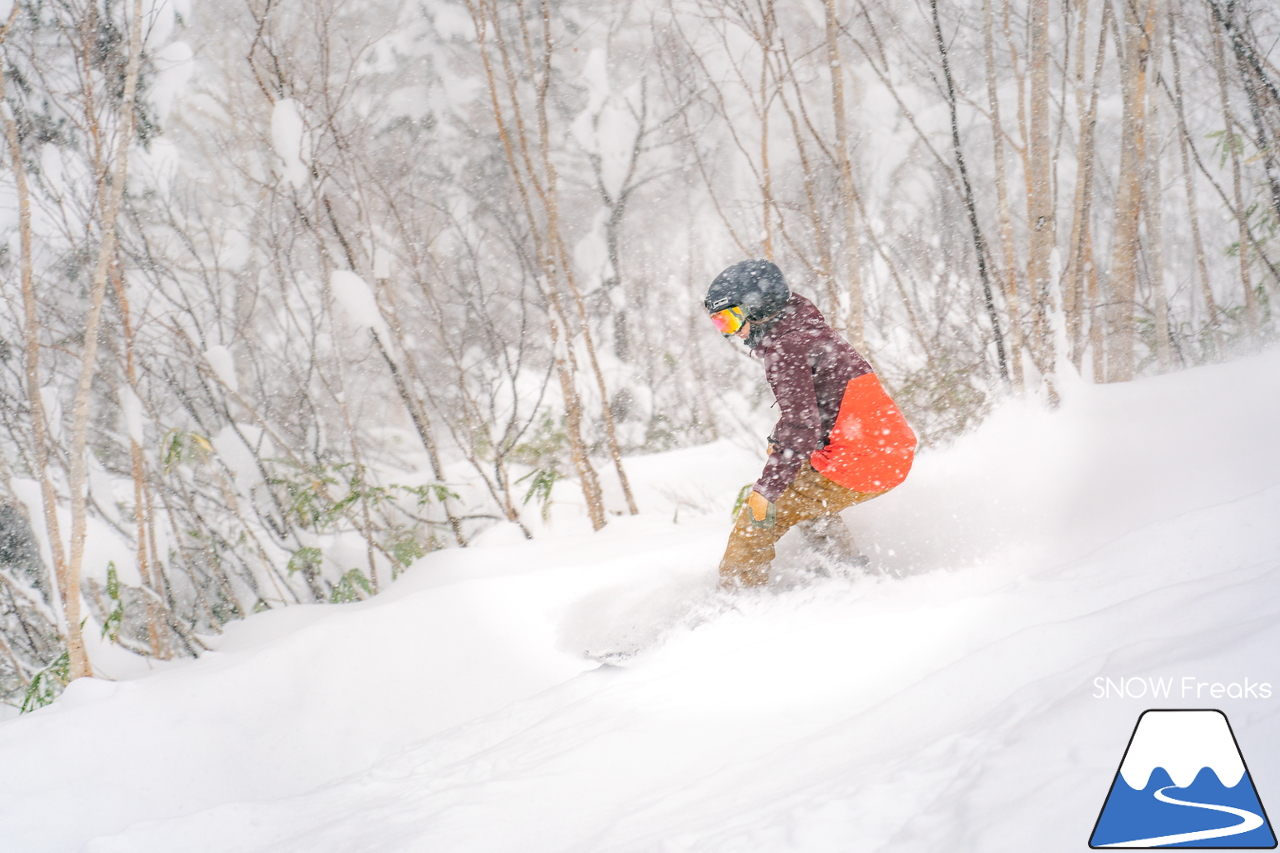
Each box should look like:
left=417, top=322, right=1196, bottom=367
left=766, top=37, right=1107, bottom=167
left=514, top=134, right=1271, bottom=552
left=1091, top=709, right=1276, bottom=848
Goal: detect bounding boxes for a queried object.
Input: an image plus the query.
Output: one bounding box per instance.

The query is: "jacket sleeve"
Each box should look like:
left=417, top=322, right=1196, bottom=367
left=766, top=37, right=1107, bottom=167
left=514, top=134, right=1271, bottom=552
left=754, top=344, right=822, bottom=502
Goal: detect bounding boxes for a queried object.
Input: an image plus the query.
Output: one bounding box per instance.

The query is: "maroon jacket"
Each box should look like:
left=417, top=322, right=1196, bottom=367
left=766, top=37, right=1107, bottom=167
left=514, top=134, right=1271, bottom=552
left=752, top=293, right=873, bottom=502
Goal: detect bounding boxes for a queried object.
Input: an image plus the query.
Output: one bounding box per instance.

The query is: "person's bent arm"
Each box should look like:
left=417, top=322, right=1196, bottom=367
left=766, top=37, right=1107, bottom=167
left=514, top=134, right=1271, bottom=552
left=753, top=349, right=821, bottom=502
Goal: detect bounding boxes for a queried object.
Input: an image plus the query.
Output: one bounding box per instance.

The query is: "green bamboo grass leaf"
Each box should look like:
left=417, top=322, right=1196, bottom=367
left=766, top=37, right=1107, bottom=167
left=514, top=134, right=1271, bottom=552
left=101, top=562, right=124, bottom=641
left=287, top=547, right=322, bottom=574
left=20, top=651, right=70, bottom=714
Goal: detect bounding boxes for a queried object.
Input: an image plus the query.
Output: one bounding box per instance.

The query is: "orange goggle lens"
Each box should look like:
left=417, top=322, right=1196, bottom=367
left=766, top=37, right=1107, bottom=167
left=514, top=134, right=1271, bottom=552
left=710, top=306, right=745, bottom=336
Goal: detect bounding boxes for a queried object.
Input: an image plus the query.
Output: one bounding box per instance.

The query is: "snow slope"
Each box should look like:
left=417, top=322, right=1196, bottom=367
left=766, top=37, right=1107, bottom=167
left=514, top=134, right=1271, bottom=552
left=5, top=350, right=1280, bottom=852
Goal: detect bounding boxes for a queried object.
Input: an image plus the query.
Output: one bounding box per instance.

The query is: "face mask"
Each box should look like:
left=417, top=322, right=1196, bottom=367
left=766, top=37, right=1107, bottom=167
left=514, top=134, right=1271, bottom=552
left=745, top=306, right=791, bottom=348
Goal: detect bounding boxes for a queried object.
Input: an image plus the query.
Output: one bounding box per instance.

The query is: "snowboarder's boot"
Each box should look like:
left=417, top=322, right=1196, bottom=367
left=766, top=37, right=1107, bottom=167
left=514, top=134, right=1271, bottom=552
left=797, top=514, right=870, bottom=576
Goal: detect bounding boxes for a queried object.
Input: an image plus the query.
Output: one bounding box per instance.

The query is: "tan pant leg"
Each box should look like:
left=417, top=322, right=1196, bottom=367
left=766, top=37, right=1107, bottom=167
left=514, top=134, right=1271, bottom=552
left=718, top=462, right=883, bottom=588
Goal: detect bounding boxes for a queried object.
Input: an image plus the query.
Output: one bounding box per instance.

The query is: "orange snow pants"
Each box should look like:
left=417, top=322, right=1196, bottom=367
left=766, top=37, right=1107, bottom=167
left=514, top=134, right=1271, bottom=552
left=719, top=460, right=886, bottom=588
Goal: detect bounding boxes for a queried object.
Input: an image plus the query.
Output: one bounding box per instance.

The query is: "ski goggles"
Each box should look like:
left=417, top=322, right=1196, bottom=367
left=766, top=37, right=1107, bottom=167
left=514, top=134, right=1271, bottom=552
left=709, top=305, right=746, bottom=336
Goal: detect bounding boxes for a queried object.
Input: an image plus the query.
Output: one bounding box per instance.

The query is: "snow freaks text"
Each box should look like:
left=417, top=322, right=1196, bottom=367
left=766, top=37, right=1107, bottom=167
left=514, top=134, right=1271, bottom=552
left=1093, top=677, right=1273, bottom=700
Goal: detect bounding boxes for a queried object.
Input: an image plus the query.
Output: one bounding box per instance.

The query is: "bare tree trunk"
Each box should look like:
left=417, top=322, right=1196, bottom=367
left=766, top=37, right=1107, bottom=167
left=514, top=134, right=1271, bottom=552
left=1066, top=0, right=1111, bottom=372
left=1207, top=0, right=1280, bottom=230
left=774, top=70, right=836, bottom=321
left=109, top=265, right=169, bottom=657
left=930, top=0, right=1009, bottom=384
left=64, top=0, right=146, bottom=679
left=1026, top=0, right=1055, bottom=382
left=547, top=310, right=606, bottom=530
left=587, top=78, right=652, bottom=364
left=1212, top=13, right=1259, bottom=337
left=825, top=0, right=865, bottom=348
left=1086, top=228, right=1105, bottom=381
left=1, top=6, right=71, bottom=661
left=1143, top=4, right=1172, bottom=370
left=1167, top=7, right=1218, bottom=339
left=552, top=250, right=639, bottom=516
left=1106, top=0, right=1147, bottom=382
left=1006, top=0, right=1031, bottom=189
left=1063, top=0, right=1088, bottom=368
left=983, top=0, right=1024, bottom=389
left=759, top=0, right=776, bottom=260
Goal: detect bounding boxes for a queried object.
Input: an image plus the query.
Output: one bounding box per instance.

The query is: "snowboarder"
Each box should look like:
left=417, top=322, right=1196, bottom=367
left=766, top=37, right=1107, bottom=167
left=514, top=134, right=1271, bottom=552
left=705, top=259, right=917, bottom=588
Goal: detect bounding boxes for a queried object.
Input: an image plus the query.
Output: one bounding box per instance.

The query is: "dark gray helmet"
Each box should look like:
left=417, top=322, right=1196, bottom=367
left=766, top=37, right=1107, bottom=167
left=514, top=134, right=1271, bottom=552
left=704, top=259, right=790, bottom=322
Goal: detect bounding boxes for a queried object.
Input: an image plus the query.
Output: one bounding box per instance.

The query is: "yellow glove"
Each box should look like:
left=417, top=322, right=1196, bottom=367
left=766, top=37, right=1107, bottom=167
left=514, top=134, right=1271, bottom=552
left=746, top=490, right=772, bottom=523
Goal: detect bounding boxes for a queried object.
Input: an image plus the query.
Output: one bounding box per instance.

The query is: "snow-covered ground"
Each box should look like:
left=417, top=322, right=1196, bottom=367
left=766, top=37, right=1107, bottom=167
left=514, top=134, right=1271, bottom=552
left=5, top=350, right=1280, bottom=852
